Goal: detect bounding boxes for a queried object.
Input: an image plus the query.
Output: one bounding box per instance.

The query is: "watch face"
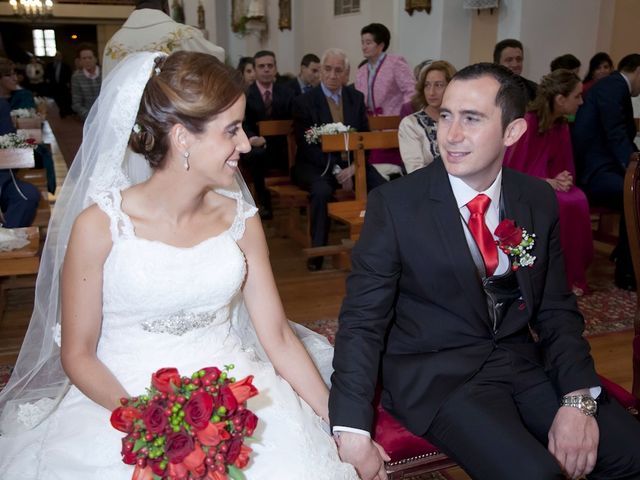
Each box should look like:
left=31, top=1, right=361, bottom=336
left=581, top=396, right=597, bottom=415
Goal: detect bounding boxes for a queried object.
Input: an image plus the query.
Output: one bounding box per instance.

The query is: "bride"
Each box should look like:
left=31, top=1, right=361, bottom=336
left=0, top=51, right=357, bottom=479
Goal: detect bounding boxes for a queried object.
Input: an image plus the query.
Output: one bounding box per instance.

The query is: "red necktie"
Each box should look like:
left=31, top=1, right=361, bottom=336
left=263, top=89, right=272, bottom=117
left=467, top=194, right=498, bottom=277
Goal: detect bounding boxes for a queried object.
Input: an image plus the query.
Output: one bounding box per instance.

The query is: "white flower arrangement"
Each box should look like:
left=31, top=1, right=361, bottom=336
left=10, top=108, right=37, bottom=119
left=0, top=132, right=38, bottom=149
left=304, top=122, right=354, bottom=144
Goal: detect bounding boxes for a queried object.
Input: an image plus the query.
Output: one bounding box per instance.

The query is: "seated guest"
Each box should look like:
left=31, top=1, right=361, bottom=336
left=237, top=56, right=255, bottom=88
left=572, top=53, right=640, bottom=291
left=287, top=53, right=321, bottom=96
left=356, top=23, right=416, bottom=180
left=1, top=58, right=56, bottom=194
left=293, top=48, right=385, bottom=271
left=550, top=54, right=581, bottom=74
left=493, top=38, right=538, bottom=102
left=71, top=44, right=101, bottom=120
left=582, top=52, right=613, bottom=93
left=0, top=98, right=40, bottom=228
left=505, top=69, right=593, bottom=295
left=242, top=50, right=293, bottom=219
left=398, top=60, right=456, bottom=174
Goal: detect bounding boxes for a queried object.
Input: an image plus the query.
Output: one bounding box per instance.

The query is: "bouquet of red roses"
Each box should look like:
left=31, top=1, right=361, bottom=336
left=110, top=365, right=259, bottom=480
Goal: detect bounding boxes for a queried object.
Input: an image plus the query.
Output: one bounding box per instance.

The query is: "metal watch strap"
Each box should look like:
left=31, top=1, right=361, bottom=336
left=561, top=395, right=597, bottom=416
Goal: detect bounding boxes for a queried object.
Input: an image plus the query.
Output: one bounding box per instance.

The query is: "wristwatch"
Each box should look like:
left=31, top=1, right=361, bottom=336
left=560, top=394, right=598, bottom=417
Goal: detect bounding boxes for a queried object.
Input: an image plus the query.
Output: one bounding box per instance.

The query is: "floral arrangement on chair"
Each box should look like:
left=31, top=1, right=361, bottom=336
left=304, top=122, right=354, bottom=144
left=0, top=133, right=37, bottom=150
left=10, top=108, right=37, bottom=119
left=111, top=365, right=259, bottom=480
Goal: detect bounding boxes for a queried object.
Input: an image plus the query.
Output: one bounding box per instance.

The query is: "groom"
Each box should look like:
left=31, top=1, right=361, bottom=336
left=329, top=63, right=640, bottom=480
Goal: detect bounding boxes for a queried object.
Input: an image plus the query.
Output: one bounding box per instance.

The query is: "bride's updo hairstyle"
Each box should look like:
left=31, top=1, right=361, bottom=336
left=129, top=51, right=244, bottom=168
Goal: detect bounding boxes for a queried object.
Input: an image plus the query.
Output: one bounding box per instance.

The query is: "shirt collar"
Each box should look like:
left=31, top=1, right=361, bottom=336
left=367, top=52, right=387, bottom=73
left=449, top=169, right=503, bottom=210
left=83, top=65, right=100, bottom=80
left=320, top=82, right=342, bottom=104
left=620, top=71, right=632, bottom=94
left=256, top=81, right=273, bottom=97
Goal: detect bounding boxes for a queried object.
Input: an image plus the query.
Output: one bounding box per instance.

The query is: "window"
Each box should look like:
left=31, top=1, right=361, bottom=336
left=32, top=29, right=57, bottom=57
left=334, top=0, right=360, bottom=16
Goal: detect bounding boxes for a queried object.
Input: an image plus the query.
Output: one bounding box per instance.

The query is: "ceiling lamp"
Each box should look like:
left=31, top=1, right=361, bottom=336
left=9, top=0, right=54, bottom=19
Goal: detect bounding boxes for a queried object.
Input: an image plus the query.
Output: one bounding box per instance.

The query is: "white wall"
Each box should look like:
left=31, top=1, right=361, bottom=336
left=497, top=0, right=603, bottom=83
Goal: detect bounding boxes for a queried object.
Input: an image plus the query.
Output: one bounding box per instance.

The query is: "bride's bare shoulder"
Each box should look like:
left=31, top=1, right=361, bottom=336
left=67, top=203, right=112, bottom=255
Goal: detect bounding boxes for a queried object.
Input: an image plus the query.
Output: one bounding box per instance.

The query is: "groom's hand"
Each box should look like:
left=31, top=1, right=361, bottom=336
left=548, top=404, right=599, bottom=479
left=335, top=431, right=390, bottom=480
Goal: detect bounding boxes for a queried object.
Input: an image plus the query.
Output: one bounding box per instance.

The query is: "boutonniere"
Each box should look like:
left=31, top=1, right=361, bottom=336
left=494, top=219, right=536, bottom=270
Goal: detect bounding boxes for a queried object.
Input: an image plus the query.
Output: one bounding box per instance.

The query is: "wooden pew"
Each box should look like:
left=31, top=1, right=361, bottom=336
left=258, top=119, right=296, bottom=187
left=16, top=169, right=51, bottom=232
left=0, top=226, right=40, bottom=315
left=368, top=115, right=401, bottom=131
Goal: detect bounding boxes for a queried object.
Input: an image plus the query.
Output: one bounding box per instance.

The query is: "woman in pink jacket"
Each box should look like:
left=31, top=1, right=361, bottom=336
left=356, top=23, right=415, bottom=180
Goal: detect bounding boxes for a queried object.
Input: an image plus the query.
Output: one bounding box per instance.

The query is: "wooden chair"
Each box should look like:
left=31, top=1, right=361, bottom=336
left=16, top=169, right=51, bottom=232
left=323, top=131, right=399, bottom=242
left=368, top=115, right=401, bottom=131
left=0, top=226, right=40, bottom=315
left=258, top=119, right=296, bottom=188
left=623, top=158, right=640, bottom=400
left=590, top=206, right=619, bottom=245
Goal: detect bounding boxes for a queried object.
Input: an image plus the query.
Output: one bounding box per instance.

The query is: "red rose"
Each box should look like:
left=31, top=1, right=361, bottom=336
left=216, top=386, right=238, bottom=414
left=225, top=438, right=242, bottom=463
left=132, top=465, right=154, bottom=480
left=110, top=405, right=142, bottom=433
left=151, top=368, right=181, bottom=394
left=196, top=421, right=230, bottom=446
left=234, top=444, right=253, bottom=469
left=142, top=403, right=168, bottom=434
left=494, top=219, right=523, bottom=248
left=167, top=461, right=188, bottom=479
left=165, top=431, right=195, bottom=464
left=228, top=376, right=259, bottom=404
left=184, top=391, right=214, bottom=430
left=201, top=366, right=222, bottom=381
left=183, top=441, right=206, bottom=477
left=234, top=409, right=258, bottom=436
left=122, top=450, right=137, bottom=465
left=206, top=470, right=228, bottom=480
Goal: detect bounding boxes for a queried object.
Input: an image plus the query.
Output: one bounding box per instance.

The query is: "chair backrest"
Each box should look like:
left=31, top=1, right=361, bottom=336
left=623, top=158, right=640, bottom=399
left=257, top=119, right=296, bottom=170
left=322, top=131, right=399, bottom=202
left=368, top=115, right=401, bottom=131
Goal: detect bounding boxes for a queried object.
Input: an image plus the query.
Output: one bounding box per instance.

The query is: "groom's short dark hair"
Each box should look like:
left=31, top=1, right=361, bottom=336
left=452, top=62, right=526, bottom=132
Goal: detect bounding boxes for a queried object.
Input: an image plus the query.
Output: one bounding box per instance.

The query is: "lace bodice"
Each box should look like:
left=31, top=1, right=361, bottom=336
left=93, top=187, right=257, bottom=336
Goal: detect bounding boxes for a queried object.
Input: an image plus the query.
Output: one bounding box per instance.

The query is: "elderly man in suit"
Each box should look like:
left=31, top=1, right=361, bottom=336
left=330, top=63, right=640, bottom=480
left=293, top=48, right=385, bottom=271
left=242, top=50, right=293, bottom=220
left=572, top=53, right=640, bottom=291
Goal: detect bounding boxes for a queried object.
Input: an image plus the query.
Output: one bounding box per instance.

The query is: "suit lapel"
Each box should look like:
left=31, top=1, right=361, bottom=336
left=501, top=169, right=534, bottom=310
left=427, top=162, right=489, bottom=324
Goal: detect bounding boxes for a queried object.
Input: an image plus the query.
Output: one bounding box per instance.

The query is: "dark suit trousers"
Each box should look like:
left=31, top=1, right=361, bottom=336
left=241, top=146, right=272, bottom=211
left=0, top=173, right=40, bottom=228
left=424, top=348, right=640, bottom=480
left=298, top=164, right=388, bottom=247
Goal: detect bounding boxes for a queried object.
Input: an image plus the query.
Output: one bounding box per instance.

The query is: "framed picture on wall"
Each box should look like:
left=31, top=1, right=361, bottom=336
left=279, top=0, right=291, bottom=31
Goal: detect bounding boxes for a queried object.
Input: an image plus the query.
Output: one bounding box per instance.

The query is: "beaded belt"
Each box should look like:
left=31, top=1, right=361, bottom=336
left=140, top=307, right=228, bottom=336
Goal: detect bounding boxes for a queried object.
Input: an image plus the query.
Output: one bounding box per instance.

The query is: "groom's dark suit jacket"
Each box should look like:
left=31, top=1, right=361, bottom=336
left=329, top=160, right=600, bottom=436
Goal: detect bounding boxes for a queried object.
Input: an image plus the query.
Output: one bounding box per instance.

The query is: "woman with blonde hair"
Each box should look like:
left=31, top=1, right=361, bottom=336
left=505, top=69, right=593, bottom=295
left=398, top=60, right=456, bottom=174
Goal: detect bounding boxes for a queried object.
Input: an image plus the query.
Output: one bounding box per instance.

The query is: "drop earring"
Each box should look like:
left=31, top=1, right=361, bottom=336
left=183, top=151, right=190, bottom=171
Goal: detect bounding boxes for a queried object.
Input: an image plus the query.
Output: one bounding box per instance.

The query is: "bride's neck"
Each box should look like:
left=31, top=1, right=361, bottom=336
left=142, top=169, right=209, bottom=221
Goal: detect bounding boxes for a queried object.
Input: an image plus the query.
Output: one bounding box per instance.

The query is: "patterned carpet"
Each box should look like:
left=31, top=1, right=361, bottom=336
left=306, top=278, right=637, bottom=342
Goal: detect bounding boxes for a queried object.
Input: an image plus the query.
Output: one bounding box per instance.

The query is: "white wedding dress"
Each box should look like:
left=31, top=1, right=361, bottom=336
left=0, top=187, right=357, bottom=480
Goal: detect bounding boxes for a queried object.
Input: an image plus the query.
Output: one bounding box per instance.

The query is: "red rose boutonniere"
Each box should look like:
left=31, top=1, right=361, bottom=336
left=494, top=219, right=536, bottom=270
